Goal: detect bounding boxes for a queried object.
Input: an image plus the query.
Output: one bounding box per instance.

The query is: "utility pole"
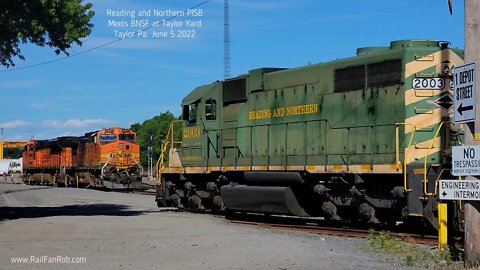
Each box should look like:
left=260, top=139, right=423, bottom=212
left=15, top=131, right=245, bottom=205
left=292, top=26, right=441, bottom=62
left=224, top=0, right=231, bottom=79
left=147, top=129, right=153, bottom=180
left=464, top=0, right=480, bottom=267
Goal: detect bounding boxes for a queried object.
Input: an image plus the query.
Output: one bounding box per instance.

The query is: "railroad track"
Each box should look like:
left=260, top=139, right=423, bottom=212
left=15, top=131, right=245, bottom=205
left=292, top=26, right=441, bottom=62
left=115, top=188, right=156, bottom=196
left=131, top=189, right=156, bottom=195
left=229, top=219, right=438, bottom=245
left=100, top=187, right=466, bottom=249
left=220, top=213, right=455, bottom=247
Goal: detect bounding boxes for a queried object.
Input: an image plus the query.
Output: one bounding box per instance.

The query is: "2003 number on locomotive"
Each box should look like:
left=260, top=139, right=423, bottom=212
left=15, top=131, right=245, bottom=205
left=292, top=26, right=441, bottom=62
left=412, top=77, right=445, bottom=90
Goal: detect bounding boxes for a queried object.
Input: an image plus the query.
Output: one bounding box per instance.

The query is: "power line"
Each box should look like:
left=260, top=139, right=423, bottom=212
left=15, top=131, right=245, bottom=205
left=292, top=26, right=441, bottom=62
left=0, top=0, right=210, bottom=73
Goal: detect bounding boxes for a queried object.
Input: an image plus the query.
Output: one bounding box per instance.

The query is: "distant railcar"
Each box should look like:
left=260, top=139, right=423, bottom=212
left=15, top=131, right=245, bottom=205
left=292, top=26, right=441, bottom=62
left=23, top=127, right=142, bottom=189
left=156, top=40, right=464, bottom=231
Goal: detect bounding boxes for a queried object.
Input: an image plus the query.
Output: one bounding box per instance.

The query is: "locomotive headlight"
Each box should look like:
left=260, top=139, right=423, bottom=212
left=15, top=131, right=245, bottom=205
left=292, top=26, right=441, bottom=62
left=443, top=65, right=450, bottom=75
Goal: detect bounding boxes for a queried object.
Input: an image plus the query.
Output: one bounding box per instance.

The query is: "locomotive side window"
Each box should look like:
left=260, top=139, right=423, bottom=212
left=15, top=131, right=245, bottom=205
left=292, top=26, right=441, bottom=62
left=189, top=103, right=198, bottom=124
left=183, top=105, right=189, bottom=121
left=205, top=99, right=217, bottom=120
left=182, top=102, right=199, bottom=124
left=119, top=134, right=135, bottom=142
left=99, top=134, right=117, bottom=144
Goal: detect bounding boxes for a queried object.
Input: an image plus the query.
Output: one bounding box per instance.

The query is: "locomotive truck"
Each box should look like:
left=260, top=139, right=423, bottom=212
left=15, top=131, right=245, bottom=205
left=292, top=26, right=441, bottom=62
left=23, top=127, right=142, bottom=189
left=155, top=40, right=464, bottom=231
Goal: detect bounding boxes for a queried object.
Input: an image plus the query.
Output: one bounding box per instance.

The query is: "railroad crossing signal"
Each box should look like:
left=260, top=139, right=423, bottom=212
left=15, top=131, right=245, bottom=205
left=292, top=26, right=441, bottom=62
left=454, top=63, right=476, bottom=123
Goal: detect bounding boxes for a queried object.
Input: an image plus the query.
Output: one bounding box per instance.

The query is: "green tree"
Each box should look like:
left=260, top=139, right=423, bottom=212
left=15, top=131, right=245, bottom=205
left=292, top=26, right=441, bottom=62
left=132, top=112, right=182, bottom=168
left=130, top=123, right=141, bottom=134
left=0, top=0, right=95, bottom=67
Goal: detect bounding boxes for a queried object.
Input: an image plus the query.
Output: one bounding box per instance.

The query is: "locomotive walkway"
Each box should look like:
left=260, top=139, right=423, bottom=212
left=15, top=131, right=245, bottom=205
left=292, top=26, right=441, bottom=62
left=0, top=182, right=427, bottom=270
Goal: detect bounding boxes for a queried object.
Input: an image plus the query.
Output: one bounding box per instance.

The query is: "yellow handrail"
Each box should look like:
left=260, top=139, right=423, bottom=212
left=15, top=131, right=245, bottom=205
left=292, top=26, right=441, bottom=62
left=395, top=123, right=415, bottom=192
left=155, top=120, right=182, bottom=185
left=423, top=122, right=444, bottom=196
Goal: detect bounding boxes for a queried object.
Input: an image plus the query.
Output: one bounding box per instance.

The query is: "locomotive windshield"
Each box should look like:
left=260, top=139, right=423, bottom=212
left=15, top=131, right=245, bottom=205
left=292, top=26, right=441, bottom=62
left=99, top=134, right=117, bottom=144
left=119, top=134, right=135, bottom=142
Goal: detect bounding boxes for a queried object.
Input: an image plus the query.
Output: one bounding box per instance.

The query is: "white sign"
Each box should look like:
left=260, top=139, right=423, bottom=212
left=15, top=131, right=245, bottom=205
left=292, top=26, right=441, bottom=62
left=412, top=77, right=445, bottom=90
left=453, top=62, right=476, bottom=123
left=439, top=179, right=480, bottom=200
left=452, top=145, right=480, bottom=176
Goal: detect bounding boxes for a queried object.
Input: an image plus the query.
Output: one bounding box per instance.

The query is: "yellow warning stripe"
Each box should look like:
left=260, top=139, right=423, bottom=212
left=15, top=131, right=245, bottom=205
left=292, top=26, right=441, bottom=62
left=160, top=164, right=402, bottom=174
left=405, top=136, right=441, bottom=164
left=404, top=88, right=446, bottom=106
left=405, top=49, right=463, bottom=78
left=404, top=108, right=443, bottom=134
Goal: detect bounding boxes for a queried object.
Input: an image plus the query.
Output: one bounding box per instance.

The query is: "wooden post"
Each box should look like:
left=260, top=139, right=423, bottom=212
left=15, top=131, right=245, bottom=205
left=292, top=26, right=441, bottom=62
left=464, top=0, right=480, bottom=267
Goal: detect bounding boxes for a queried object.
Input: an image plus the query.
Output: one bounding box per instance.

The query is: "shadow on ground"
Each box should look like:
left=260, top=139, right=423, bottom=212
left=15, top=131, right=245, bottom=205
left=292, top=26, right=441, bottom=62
left=0, top=203, right=147, bottom=221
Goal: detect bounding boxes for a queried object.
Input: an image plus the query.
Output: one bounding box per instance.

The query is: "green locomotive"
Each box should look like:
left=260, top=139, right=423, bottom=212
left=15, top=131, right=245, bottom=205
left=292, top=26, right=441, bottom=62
left=156, top=40, right=464, bottom=230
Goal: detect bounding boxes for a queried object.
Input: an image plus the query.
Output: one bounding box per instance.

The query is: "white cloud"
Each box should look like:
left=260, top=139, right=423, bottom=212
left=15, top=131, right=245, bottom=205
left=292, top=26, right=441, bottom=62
left=42, top=119, right=63, bottom=128
left=0, top=120, right=31, bottom=128
left=64, top=119, right=111, bottom=128
left=42, top=118, right=112, bottom=128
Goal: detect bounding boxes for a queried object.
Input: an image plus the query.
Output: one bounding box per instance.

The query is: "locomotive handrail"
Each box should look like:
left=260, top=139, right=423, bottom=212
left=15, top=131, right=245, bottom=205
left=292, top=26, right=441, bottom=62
left=134, top=161, right=144, bottom=175
left=423, top=122, right=444, bottom=196
left=156, top=120, right=182, bottom=184
left=395, top=123, right=415, bottom=193
left=200, top=117, right=219, bottom=157
left=101, top=158, right=112, bottom=179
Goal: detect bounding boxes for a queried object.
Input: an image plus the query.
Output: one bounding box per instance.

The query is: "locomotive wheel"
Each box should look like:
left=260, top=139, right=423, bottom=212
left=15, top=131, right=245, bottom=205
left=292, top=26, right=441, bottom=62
left=212, top=195, right=225, bottom=211
left=170, top=194, right=183, bottom=208
left=188, top=195, right=205, bottom=211
left=157, top=199, right=167, bottom=208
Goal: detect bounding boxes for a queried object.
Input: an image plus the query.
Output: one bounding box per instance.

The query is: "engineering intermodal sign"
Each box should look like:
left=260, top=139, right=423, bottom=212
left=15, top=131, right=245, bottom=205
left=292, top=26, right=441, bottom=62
left=452, top=145, right=480, bottom=176
left=453, top=62, right=476, bottom=123
left=439, top=180, right=480, bottom=201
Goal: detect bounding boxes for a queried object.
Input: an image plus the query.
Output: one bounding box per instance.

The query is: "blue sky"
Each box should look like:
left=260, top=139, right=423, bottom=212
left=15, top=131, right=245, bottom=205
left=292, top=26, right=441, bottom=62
left=0, top=0, right=465, bottom=140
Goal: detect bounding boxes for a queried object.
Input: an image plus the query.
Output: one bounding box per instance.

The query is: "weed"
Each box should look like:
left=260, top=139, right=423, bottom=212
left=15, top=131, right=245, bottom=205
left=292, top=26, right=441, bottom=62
left=366, top=230, right=462, bottom=269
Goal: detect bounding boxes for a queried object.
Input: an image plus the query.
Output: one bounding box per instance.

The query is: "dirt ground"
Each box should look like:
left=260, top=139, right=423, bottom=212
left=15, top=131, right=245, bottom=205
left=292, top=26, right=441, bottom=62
left=0, top=182, right=425, bottom=270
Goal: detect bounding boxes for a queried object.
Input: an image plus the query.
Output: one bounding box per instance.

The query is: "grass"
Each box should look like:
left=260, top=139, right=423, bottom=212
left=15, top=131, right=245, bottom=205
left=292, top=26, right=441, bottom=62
left=366, top=229, right=464, bottom=269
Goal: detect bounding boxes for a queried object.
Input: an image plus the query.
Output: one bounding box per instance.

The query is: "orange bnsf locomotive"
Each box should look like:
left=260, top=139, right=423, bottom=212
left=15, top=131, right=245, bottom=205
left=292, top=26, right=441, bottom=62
left=22, top=127, right=142, bottom=189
